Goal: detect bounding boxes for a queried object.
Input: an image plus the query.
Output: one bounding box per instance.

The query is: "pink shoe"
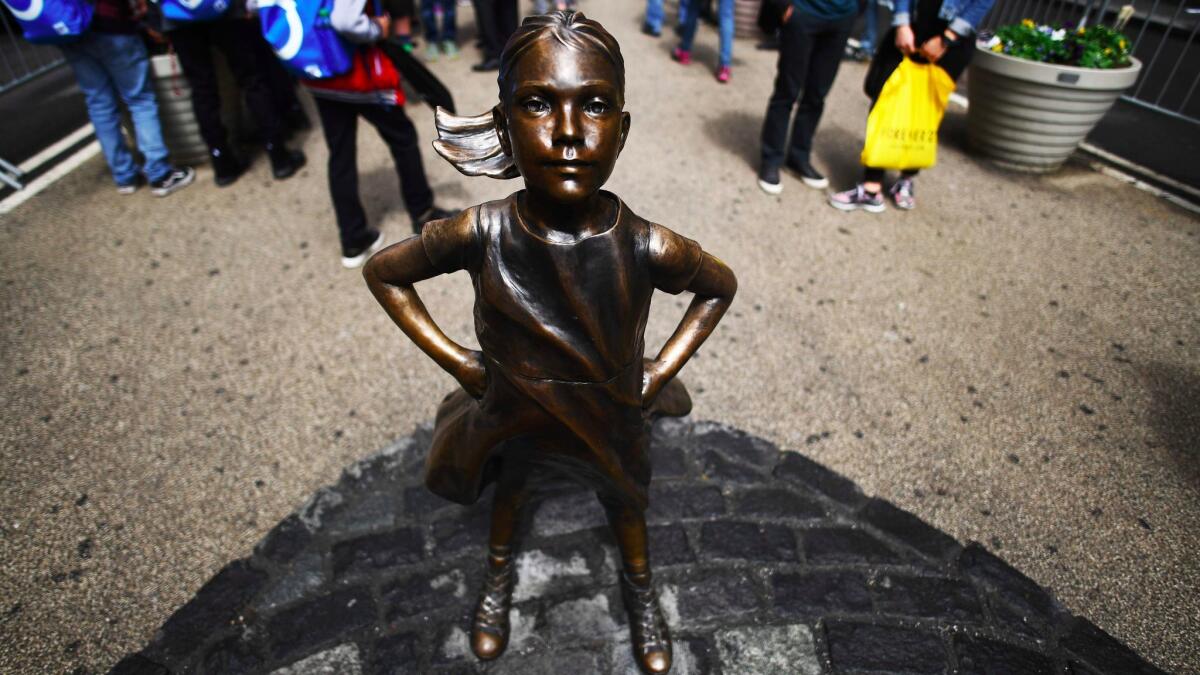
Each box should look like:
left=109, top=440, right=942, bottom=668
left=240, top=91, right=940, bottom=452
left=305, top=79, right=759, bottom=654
left=716, top=65, right=731, bottom=83
left=671, top=47, right=691, bottom=65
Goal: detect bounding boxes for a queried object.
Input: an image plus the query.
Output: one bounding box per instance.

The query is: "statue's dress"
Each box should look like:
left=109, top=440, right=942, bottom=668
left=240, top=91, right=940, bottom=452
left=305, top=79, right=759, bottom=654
left=418, top=191, right=703, bottom=511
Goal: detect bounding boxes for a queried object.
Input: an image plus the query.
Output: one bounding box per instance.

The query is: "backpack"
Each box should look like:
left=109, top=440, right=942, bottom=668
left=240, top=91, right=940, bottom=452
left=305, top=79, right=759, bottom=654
left=258, top=0, right=355, bottom=79
left=159, top=0, right=231, bottom=23
left=0, top=0, right=94, bottom=43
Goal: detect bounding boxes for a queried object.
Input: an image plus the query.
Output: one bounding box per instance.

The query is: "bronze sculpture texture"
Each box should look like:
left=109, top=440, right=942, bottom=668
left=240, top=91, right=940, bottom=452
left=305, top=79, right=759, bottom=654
left=363, top=11, right=737, bottom=673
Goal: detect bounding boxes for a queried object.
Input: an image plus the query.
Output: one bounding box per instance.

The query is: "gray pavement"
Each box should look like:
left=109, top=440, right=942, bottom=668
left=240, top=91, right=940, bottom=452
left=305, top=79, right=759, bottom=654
left=1, top=1, right=1197, bottom=672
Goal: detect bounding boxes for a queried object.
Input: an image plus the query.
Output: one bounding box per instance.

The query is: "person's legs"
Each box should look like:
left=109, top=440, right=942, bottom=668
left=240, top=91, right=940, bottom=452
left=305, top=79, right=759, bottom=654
left=760, top=14, right=814, bottom=171
left=787, top=17, right=853, bottom=166
left=96, top=34, right=172, bottom=182
left=59, top=37, right=139, bottom=186
left=860, top=0, right=879, bottom=54
left=213, top=23, right=285, bottom=147
left=360, top=104, right=436, bottom=227
left=315, top=98, right=374, bottom=253
left=717, top=0, right=734, bottom=67
left=421, top=0, right=440, bottom=41
left=496, top=0, right=518, bottom=46
left=168, top=24, right=229, bottom=152
left=644, top=0, right=664, bottom=33
left=441, top=0, right=458, bottom=41
left=472, top=0, right=502, bottom=65
left=676, top=0, right=701, bottom=53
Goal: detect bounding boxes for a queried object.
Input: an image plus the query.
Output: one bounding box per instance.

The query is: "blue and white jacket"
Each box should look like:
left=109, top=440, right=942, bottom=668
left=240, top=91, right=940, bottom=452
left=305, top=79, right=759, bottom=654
left=892, top=0, right=994, bottom=37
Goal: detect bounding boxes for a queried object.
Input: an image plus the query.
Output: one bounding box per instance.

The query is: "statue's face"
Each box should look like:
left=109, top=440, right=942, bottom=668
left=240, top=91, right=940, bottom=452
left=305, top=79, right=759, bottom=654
left=499, top=39, right=629, bottom=205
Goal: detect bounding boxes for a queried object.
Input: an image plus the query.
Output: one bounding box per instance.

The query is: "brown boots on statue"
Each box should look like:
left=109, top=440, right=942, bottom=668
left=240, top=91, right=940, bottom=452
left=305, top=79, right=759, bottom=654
left=470, top=551, right=516, bottom=661
left=469, top=551, right=673, bottom=674
left=620, top=571, right=673, bottom=674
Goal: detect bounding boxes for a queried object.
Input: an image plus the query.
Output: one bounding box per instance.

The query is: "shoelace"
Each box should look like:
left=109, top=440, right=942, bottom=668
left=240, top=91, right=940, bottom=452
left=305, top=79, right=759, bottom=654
left=475, top=562, right=514, bottom=626
left=624, top=580, right=668, bottom=651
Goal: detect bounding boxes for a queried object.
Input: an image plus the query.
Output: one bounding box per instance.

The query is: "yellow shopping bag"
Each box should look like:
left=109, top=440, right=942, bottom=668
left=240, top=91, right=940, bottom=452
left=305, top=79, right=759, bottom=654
left=860, top=57, right=957, bottom=170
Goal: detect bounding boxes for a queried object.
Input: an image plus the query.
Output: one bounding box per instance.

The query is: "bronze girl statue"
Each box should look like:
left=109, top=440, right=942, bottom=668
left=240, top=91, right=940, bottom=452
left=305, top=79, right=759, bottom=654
left=363, top=11, right=737, bottom=673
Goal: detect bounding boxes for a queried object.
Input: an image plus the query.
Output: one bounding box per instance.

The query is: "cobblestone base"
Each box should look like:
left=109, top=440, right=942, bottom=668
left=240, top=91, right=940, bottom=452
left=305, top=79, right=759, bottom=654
left=110, top=420, right=1166, bottom=675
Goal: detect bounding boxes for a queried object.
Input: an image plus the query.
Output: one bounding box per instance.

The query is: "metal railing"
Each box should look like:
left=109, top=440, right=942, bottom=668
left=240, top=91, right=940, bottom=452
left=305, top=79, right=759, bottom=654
left=979, top=0, right=1200, bottom=124
left=0, top=6, right=66, bottom=95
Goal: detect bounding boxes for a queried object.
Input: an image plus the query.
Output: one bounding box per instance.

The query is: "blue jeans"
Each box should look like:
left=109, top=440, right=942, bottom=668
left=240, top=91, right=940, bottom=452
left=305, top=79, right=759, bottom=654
left=60, top=33, right=171, bottom=185
left=678, top=0, right=735, bottom=67
left=644, top=0, right=688, bottom=33
left=860, top=0, right=879, bottom=53
left=421, top=0, right=457, bottom=42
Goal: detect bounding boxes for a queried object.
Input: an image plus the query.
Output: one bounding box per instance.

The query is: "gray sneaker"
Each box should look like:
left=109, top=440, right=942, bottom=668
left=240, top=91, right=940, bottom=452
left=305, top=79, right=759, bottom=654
left=889, top=177, right=916, bottom=210
left=829, top=184, right=885, bottom=213
left=150, top=166, right=195, bottom=197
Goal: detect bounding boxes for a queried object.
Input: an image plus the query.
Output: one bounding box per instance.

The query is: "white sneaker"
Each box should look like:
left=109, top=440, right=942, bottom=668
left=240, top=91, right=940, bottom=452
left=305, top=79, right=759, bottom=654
left=341, top=230, right=386, bottom=269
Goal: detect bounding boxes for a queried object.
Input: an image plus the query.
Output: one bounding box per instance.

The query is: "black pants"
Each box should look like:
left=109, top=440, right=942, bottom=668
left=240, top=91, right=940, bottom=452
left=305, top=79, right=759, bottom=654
left=760, top=11, right=855, bottom=169
left=315, top=98, right=434, bottom=251
left=169, top=20, right=283, bottom=150
left=473, top=0, right=518, bottom=59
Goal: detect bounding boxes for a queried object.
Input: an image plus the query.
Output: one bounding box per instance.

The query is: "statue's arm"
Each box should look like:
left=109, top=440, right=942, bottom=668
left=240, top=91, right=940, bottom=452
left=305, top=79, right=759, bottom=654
left=362, top=235, right=487, bottom=398
left=645, top=250, right=737, bottom=405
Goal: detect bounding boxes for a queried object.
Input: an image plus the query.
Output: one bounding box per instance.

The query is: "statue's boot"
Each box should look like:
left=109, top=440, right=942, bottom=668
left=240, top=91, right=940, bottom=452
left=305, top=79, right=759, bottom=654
left=620, top=571, right=673, bottom=674
left=471, top=551, right=515, bottom=661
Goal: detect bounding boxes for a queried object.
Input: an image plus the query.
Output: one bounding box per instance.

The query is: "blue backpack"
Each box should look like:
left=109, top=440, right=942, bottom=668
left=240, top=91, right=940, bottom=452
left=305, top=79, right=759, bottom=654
left=258, top=0, right=355, bottom=79
left=0, top=0, right=94, bottom=44
left=160, top=0, right=231, bottom=22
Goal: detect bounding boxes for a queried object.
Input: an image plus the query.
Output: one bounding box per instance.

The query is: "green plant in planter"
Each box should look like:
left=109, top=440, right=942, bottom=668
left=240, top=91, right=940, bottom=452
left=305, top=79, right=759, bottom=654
left=983, top=19, right=1133, bottom=69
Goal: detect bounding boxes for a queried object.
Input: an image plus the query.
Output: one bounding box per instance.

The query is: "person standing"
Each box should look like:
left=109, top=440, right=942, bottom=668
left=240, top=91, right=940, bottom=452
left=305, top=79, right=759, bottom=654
left=310, top=0, right=454, bottom=267
left=58, top=0, right=194, bottom=196
left=757, top=0, right=857, bottom=194
left=671, top=0, right=735, bottom=83
left=420, top=0, right=459, bottom=60
left=828, top=0, right=993, bottom=210
left=152, top=0, right=307, bottom=186
left=470, top=0, right=518, bottom=71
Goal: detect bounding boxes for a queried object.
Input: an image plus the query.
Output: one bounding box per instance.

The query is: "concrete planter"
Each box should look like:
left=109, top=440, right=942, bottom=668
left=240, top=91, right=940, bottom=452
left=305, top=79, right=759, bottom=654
left=966, top=46, right=1141, bottom=172
left=147, top=52, right=251, bottom=164
left=150, top=53, right=209, bottom=164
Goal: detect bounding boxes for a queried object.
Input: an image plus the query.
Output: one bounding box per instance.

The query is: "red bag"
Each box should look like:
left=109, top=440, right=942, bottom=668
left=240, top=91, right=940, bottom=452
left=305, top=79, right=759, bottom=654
left=304, top=45, right=406, bottom=105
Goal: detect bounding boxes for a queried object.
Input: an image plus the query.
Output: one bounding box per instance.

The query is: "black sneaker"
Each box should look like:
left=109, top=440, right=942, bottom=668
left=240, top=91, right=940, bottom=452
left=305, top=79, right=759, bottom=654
left=757, top=164, right=782, bottom=195
left=150, top=167, right=195, bottom=197
left=267, top=143, right=306, bottom=180
left=641, top=22, right=661, bottom=37
left=786, top=159, right=829, bottom=189
left=472, top=57, right=500, bottom=72
left=341, top=230, right=386, bottom=269
left=210, top=146, right=245, bottom=187
left=412, top=206, right=456, bottom=233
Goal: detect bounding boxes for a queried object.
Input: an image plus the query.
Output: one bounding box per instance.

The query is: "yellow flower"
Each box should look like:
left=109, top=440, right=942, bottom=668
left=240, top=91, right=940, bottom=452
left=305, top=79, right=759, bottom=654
left=1077, top=27, right=1085, bottom=34
left=1105, top=47, right=1113, bottom=54
left=1022, top=18, right=1035, bottom=27
left=992, top=43, right=1003, bottom=51
left=1119, top=39, right=1127, bottom=49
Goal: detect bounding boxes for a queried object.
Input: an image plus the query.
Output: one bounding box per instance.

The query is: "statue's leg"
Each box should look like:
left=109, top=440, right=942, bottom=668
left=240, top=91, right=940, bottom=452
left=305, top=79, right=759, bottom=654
left=602, top=497, right=673, bottom=675
left=470, top=466, right=530, bottom=661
